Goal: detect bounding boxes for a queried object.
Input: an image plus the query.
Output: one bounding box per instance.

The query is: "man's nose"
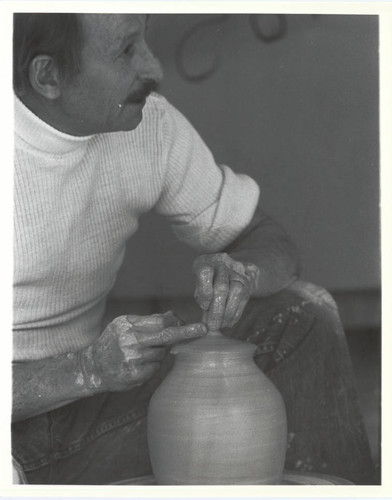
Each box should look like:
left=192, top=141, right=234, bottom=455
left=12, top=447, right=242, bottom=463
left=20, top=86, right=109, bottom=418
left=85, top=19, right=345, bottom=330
left=137, top=41, right=164, bottom=83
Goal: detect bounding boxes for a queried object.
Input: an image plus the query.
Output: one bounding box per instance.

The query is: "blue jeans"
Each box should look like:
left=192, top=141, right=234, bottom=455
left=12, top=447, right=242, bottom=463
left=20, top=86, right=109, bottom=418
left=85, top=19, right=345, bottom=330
left=12, top=281, right=377, bottom=485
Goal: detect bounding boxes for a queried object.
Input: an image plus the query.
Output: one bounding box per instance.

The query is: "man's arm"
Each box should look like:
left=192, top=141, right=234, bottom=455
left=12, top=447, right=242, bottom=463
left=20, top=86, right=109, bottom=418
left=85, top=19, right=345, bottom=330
left=13, top=313, right=206, bottom=422
left=13, top=351, right=101, bottom=422
left=193, top=205, right=300, bottom=330
left=225, top=205, right=300, bottom=296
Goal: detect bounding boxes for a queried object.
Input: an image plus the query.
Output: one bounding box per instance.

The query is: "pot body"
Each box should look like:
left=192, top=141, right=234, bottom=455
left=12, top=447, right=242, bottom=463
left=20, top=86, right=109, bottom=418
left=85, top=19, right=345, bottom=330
left=147, top=332, right=287, bottom=484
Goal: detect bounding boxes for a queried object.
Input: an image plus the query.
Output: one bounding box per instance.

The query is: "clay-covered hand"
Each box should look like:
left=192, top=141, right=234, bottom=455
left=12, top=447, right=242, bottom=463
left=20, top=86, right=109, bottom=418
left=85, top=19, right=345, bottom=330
left=79, top=312, right=207, bottom=391
left=193, top=253, right=260, bottom=330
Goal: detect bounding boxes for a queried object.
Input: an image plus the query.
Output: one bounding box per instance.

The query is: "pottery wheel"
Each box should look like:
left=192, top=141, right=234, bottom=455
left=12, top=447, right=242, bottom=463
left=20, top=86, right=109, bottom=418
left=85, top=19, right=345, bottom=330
left=112, top=470, right=353, bottom=485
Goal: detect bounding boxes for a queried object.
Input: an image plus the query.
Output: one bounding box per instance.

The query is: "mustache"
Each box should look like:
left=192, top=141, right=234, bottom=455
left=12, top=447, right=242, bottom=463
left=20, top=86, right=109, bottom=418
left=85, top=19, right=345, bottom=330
left=125, top=79, right=159, bottom=104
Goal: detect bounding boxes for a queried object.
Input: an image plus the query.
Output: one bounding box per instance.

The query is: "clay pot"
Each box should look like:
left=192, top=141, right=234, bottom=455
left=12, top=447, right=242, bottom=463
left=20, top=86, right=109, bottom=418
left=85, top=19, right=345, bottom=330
left=147, top=330, right=287, bottom=484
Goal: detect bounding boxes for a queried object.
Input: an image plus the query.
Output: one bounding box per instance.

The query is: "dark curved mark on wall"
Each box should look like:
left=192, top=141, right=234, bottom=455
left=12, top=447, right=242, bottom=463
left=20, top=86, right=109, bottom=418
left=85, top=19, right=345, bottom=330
left=176, top=14, right=318, bottom=82
left=249, top=14, right=287, bottom=43
left=175, top=14, right=230, bottom=82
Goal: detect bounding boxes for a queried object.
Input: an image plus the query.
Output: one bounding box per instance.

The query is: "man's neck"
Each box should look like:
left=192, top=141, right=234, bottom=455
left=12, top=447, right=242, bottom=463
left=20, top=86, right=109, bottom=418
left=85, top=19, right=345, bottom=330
left=17, top=91, right=84, bottom=137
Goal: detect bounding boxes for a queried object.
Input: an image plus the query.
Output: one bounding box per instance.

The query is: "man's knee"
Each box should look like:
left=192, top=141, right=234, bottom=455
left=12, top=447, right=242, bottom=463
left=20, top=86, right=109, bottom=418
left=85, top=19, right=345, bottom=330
left=240, top=280, right=343, bottom=338
left=226, top=280, right=345, bottom=371
left=286, top=280, right=340, bottom=317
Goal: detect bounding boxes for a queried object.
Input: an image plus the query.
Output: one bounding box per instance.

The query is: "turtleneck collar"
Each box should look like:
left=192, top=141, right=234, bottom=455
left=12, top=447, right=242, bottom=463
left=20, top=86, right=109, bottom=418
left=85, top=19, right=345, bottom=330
left=14, top=94, right=93, bottom=155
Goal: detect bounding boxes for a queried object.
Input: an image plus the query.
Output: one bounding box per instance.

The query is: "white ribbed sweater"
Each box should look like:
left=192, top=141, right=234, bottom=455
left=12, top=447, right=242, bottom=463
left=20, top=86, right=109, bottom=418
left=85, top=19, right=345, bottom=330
left=14, top=93, right=260, bottom=361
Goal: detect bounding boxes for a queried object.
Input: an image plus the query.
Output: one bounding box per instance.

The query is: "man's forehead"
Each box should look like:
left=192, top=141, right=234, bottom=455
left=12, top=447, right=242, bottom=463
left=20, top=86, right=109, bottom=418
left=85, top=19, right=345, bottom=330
left=79, top=14, right=147, bottom=50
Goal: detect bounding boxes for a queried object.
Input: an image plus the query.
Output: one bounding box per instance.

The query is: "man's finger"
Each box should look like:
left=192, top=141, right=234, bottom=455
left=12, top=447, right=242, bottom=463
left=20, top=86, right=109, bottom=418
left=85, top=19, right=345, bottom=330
left=127, top=311, right=180, bottom=332
left=206, top=265, right=230, bottom=330
left=135, top=323, right=207, bottom=347
left=194, top=264, right=214, bottom=310
left=222, top=280, right=246, bottom=328
left=231, top=296, right=250, bottom=327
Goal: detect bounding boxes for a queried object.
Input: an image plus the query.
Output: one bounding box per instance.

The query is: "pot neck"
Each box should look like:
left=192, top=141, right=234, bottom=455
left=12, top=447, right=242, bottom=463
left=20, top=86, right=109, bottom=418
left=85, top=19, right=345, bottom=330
left=171, top=330, right=257, bottom=360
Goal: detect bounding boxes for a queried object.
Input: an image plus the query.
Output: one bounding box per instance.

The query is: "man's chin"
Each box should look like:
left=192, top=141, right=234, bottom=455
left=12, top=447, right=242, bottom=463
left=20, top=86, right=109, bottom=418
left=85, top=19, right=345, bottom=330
left=110, top=107, right=144, bottom=134
left=131, top=97, right=146, bottom=106
left=124, top=96, right=147, bottom=107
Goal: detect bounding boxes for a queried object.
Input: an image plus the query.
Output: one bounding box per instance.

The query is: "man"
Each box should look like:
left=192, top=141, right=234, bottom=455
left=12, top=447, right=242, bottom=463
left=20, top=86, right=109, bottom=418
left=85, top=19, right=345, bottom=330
left=12, top=13, right=375, bottom=484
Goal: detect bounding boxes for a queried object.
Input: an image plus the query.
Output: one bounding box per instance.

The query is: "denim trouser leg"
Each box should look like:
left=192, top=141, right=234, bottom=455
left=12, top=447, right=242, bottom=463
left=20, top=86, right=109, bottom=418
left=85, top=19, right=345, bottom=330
left=12, top=389, right=155, bottom=484
left=225, top=281, right=377, bottom=484
left=12, top=281, right=377, bottom=484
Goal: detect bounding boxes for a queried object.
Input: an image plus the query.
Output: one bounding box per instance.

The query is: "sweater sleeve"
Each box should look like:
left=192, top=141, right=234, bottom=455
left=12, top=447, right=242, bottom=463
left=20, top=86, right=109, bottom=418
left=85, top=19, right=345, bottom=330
left=154, top=97, right=260, bottom=252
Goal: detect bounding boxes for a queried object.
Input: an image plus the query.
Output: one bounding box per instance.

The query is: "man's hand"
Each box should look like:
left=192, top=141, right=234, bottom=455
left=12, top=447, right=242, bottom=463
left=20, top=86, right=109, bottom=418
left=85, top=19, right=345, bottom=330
left=12, top=311, right=206, bottom=422
left=80, top=312, right=207, bottom=392
left=193, top=253, right=260, bottom=331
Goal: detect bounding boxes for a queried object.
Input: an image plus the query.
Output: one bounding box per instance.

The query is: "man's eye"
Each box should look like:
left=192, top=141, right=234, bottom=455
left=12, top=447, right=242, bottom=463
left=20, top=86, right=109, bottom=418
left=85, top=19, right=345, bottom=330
left=124, top=44, right=134, bottom=56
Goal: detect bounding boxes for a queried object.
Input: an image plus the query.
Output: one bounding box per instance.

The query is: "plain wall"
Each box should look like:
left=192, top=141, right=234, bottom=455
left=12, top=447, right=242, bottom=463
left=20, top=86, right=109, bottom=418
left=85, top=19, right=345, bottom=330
left=110, top=14, right=380, bottom=300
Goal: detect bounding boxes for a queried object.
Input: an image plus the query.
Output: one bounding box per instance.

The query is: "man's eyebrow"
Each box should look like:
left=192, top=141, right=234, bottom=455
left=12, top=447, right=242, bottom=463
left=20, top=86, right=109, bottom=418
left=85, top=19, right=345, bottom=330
left=111, top=16, right=150, bottom=57
left=113, top=16, right=149, bottom=55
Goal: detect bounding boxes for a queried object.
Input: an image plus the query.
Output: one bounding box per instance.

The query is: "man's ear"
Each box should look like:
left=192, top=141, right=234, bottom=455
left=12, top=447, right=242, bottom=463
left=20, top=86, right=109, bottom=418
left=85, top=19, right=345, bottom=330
left=28, top=55, right=61, bottom=99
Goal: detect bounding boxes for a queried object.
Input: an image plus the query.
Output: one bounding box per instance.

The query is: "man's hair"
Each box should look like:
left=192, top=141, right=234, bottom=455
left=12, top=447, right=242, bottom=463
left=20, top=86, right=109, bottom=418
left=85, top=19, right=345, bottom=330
left=13, top=13, right=84, bottom=94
